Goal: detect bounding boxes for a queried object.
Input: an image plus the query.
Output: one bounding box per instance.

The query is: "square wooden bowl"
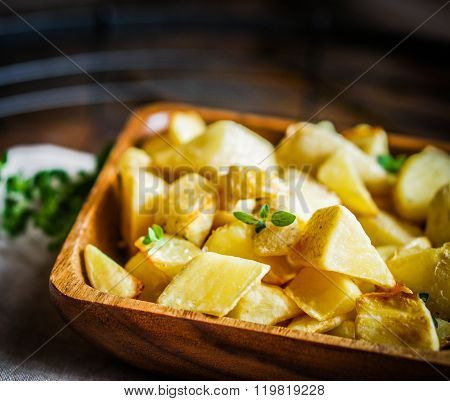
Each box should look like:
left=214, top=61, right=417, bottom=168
left=50, top=102, right=450, bottom=380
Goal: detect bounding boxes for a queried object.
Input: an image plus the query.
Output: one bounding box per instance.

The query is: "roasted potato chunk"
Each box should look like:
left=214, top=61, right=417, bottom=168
left=317, top=149, right=378, bottom=216
left=168, top=110, right=206, bottom=145
left=288, top=314, right=350, bottom=334
left=85, top=244, right=143, bottom=299
left=141, top=135, right=172, bottom=159
left=394, top=147, right=450, bottom=222
left=285, top=267, right=361, bottom=321
left=289, top=205, right=395, bottom=288
left=157, top=252, right=269, bottom=317
left=119, top=149, right=167, bottom=253
left=154, top=120, right=277, bottom=170
left=355, top=292, right=439, bottom=351
left=387, top=243, right=450, bottom=320
left=204, top=221, right=299, bottom=285
left=436, top=318, right=450, bottom=348
left=228, top=283, right=301, bottom=325
left=328, top=320, right=356, bottom=339
left=342, top=124, right=388, bottom=158
left=253, top=220, right=303, bottom=256
left=135, top=234, right=201, bottom=278
left=276, top=121, right=388, bottom=194
left=358, top=211, right=420, bottom=246
left=154, top=173, right=217, bottom=247
left=124, top=252, right=170, bottom=302
left=426, top=183, right=450, bottom=247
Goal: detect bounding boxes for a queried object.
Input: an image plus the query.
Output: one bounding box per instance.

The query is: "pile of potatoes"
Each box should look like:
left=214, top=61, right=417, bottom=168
left=85, top=111, right=450, bottom=352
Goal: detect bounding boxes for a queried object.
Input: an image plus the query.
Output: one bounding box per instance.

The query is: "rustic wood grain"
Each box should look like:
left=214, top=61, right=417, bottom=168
left=49, top=102, right=450, bottom=380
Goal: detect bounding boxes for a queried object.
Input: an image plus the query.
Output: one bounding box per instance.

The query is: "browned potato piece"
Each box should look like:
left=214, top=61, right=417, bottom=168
left=85, top=244, right=143, bottom=299
left=355, top=291, right=439, bottom=351
left=157, top=252, right=270, bottom=317
left=253, top=220, right=303, bottom=257
left=289, top=205, right=395, bottom=288
left=426, top=183, right=450, bottom=247
left=342, top=124, right=388, bottom=158
left=288, top=314, right=349, bottom=334
left=328, top=320, right=356, bottom=339
left=228, top=283, right=301, bottom=325
left=285, top=267, right=361, bottom=321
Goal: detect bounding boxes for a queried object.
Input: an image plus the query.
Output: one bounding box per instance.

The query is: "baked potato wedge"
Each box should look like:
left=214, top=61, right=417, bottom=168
left=393, top=146, right=450, bottom=222
left=157, top=252, right=269, bottom=317
left=276, top=121, right=388, bottom=194
left=436, top=318, right=450, bottom=348
left=285, top=267, right=361, bottom=321
left=85, top=244, right=143, bottom=299
left=426, top=183, right=450, bottom=247
left=168, top=110, right=206, bottom=145
left=317, top=149, right=378, bottom=216
left=288, top=314, right=349, bottom=334
left=355, top=291, right=439, bottom=351
left=342, top=124, right=388, bottom=158
left=154, top=173, right=217, bottom=247
left=204, top=221, right=299, bottom=285
left=289, top=205, right=395, bottom=288
left=228, top=283, right=301, bottom=325
left=328, top=320, right=356, bottom=339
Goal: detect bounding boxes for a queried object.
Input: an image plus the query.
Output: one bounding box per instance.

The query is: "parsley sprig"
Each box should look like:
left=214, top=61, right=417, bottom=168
left=0, top=143, right=112, bottom=250
left=142, top=224, right=164, bottom=245
left=233, top=204, right=296, bottom=233
left=377, top=154, right=407, bottom=174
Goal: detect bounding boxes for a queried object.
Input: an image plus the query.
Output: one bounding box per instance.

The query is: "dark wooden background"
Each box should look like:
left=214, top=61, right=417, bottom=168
left=0, top=0, right=449, bottom=154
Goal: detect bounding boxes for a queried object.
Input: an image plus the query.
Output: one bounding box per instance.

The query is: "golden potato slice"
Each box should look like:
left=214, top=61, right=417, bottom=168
left=281, top=168, right=341, bottom=223
left=253, top=220, right=303, bottom=256
left=328, top=320, right=356, bottom=339
left=118, top=147, right=152, bottom=171
left=119, top=149, right=167, bottom=253
left=342, top=124, right=388, bottom=158
left=426, top=183, right=450, bottom=247
left=142, top=135, right=172, bottom=159
left=285, top=267, right=361, bottom=321
left=289, top=205, right=395, bottom=288
left=85, top=244, right=143, bottom=298
left=217, top=166, right=286, bottom=210
left=355, top=292, right=439, bottom=351
left=157, top=252, right=270, bottom=317
left=168, top=110, right=206, bottom=145
left=358, top=211, right=419, bottom=246
left=228, top=283, right=301, bottom=325
left=394, top=146, right=450, bottom=222
left=154, top=173, right=217, bottom=247
left=277, top=121, right=388, bottom=194
left=376, top=245, right=398, bottom=262
left=436, top=318, right=450, bottom=348
left=135, top=234, right=201, bottom=277
left=204, top=221, right=299, bottom=285
left=318, top=150, right=378, bottom=216
left=288, top=314, right=350, bottom=334
left=154, top=120, right=277, bottom=170
left=124, top=252, right=170, bottom=302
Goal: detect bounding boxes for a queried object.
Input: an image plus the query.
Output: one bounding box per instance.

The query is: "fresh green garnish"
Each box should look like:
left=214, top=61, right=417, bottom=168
left=419, top=293, right=429, bottom=303
left=233, top=204, right=296, bottom=233
left=271, top=210, right=297, bottom=227
left=377, top=154, right=407, bottom=174
left=0, top=143, right=112, bottom=250
left=142, top=224, right=164, bottom=245
left=0, top=151, right=7, bottom=172
left=432, top=316, right=438, bottom=329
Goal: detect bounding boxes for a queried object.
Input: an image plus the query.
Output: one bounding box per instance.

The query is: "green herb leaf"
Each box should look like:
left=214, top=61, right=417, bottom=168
left=233, top=211, right=259, bottom=225
left=432, top=316, right=438, bottom=329
left=143, top=227, right=158, bottom=245
left=377, top=154, right=407, bottom=174
left=255, top=220, right=266, bottom=233
left=152, top=224, right=164, bottom=240
left=0, top=151, right=7, bottom=169
left=271, top=210, right=296, bottom=227
left=259, top=204, right=269, bottom=220
left=419, top=293, right=429, bottom=303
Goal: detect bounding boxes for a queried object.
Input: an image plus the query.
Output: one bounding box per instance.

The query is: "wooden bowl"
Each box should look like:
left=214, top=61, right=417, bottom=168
left=50, top=102, right=450, bottom=380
